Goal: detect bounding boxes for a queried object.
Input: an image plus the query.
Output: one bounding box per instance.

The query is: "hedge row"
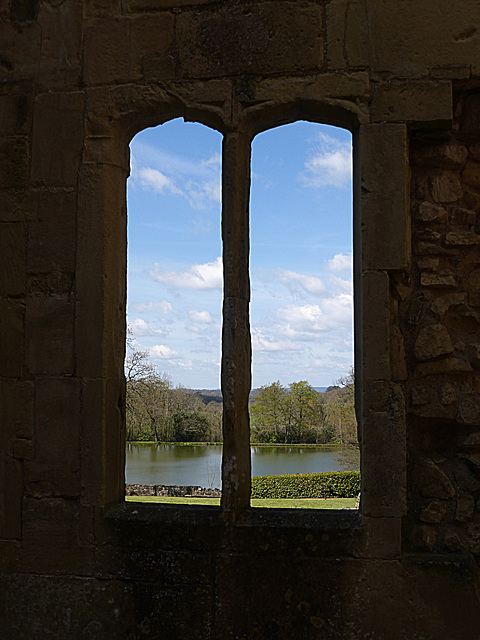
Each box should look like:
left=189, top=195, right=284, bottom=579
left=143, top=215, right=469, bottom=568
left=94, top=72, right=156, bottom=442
left=251, top=470, right=361, bottom=499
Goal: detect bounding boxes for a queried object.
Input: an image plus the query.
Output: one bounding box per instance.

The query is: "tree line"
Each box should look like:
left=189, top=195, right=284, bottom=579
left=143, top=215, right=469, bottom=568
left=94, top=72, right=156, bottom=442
left=250, top=371, right=357, bottom=445
left=125, top=349, right=222, bottom=442
left=125, top=348, right=357, bottom=445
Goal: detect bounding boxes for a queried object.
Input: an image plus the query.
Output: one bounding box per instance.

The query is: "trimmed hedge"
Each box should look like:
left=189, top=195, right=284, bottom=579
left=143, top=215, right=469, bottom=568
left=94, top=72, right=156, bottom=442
left=251, top=470, right=360, bottom=499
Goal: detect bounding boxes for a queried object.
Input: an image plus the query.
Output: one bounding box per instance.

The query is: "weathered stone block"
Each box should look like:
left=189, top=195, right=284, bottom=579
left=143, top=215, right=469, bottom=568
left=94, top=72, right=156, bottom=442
left=21, top=498, right=94, bottom=574
left=0, top=458, right=22, bottom=539
left=416, top=357, right=473, bottom=376
left=360, top=124, right=409, bottom=271
left=372, top=81, right=452, bottom=125
left=85, top=0, right=122, bottom=16
left=0, top=137, right=29, bottom=190
left=440, top=383, right=457, bottom=405
left=362, top=415, right=406, bottom=517
left=364, top=0, right=480, bottom=75
left=0, top=188, right=35, bottom=222
left=24, top=378, right=81, bottom=496
left=0, top=379, right=33, bottom=446
left=462, top=161, right=480, bottom=188
left=128, top=0, right=214, bottom=9
left=26, top=295, right=74, bottom=375
left=246, top=72, right=370, bottom=126
left=414, top=323, right=454, bottom=361
left=177, top=4, right=324, bottom=78
left=76, top=163, right=127, bottom=378
left=81, top=378, right=125, bottom=506
left=430, top=173, right=463, bottom=202
left=430, top=293, right=466, bottom=315
left=416, top=201, right=448, bottom=222
left=445, top=230, right=480, bottom=245
left=460, top=91, right=480, bottom=136
left=0, top=540, right=19, bottom=570
left=0, top=92, right=31, bottom=135
left=0, top=298, right=24, bottom=377
left=38, top=1, right=83, bottom=91
left=414, top=143, right=468, bottom=169
left=327, top=0, right=369, bottom=70
left=421, top=272, right=457, bottom=288
left=27, top=191, right=76, bottom=274
left=84, top=14, right=174, bottom=85
left=0, top=22, right=41, bottom=81
left=362, top=271, right=390, bottom=380
left=0, top=222, right=26, bottom=296
left=457, top=396, right=480, bottom=426
left=413, top=458, right=455, bottom=499
left=12, top=437, right=33, bottom=460
left=10, top=0, right=38, bottom=22
left=356, top=517, right=402, bottom=558
left=420, top=500, right=447, bottom=523
left=411, top=384, right=435, bottom=406
left=456, top=491, right=475, bottom=522
left=31, top=92, right=84, bottom=187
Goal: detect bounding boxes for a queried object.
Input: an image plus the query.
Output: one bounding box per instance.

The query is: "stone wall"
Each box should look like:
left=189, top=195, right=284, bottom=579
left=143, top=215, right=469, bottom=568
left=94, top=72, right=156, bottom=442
left=1, top=1, right=480, bottom=638
left=126, top=484, right=222, bottom=497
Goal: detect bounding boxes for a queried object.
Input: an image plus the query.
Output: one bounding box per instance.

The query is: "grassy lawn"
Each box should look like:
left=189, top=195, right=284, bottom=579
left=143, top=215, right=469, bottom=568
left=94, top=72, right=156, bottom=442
left=126, top=495, right=356, bottom=509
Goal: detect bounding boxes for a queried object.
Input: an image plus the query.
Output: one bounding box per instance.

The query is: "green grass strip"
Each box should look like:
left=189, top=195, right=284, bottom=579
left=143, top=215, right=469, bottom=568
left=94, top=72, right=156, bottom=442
left=125, top=496, right=356, bottom=509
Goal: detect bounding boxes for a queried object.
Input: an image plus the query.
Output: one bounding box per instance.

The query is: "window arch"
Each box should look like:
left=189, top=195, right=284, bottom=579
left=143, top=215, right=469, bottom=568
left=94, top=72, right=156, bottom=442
left=122, top=113, right=361, bottom=515
left=85, top=97, right=408, bottom=523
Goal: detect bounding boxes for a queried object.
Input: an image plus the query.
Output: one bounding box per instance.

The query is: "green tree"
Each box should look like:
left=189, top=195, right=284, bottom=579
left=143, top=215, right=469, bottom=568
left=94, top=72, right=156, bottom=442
left=125, top=348, right=174, bottom=441
left=250, top=381, right=288, bottom=443
left=250, top=381, right=325, bottom=444
left=172, top=410, right=209, bottom=442
left=324, top=367, right=357, bottom=445
left=286, top=381, right=325, bottom=443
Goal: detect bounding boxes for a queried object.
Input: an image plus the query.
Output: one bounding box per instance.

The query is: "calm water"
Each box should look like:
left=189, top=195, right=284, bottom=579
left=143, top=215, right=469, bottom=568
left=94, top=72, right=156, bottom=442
left=125, top=443, right=355, bottom=488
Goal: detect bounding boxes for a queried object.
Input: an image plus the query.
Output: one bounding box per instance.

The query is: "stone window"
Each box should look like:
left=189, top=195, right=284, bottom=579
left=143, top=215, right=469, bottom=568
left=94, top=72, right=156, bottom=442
left=83, top=96, right=409, bottom=529
left=124, top=116, right=359, bottom=512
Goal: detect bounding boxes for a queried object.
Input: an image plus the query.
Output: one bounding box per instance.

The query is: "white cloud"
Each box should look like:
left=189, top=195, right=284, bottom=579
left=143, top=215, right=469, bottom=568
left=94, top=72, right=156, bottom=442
left=326, top=253, right=353, bottom=273
left=149, top=257, right=223, bottom=290
left=272, top=268, right=326, bottom=297
left=275, top=296, right=353, bottom=338
left=329, top=275, right=353, bottom=294
left=137, top=167, right=182, bottom=196
left=131, top=147, right=221, bottom=211
left=184, top=177, right=221, bottom=210
left=252, top=328, right=300, bottom=352
left=133, top=301, right=175, bottom=316
left=201, top=152, right=221, bottom=169
left=128, top=318, right=167, bottom=337
left=300, top=133, right=352, bottom=188
left=148, top=344, right=179, bottom=359
left=188, top=309, right=213, bottom=324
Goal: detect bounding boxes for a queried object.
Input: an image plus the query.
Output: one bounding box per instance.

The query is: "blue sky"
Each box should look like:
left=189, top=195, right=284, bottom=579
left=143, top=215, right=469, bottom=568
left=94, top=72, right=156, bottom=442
left=127, top=119, right=353, bottom=389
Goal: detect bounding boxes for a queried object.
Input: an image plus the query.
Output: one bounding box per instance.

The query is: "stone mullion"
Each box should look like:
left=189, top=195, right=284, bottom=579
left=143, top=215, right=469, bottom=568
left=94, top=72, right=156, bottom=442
left=220, top=131, right=252, bottom=516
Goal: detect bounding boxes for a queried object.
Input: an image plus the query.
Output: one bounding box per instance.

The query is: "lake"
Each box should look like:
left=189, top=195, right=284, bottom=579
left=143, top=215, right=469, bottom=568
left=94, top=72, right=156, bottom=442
left=125, top=443, right=357, bottom=488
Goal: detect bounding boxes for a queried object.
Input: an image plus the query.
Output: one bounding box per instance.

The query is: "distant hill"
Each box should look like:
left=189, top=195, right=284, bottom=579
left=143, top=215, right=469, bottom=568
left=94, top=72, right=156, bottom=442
left=194, top=386, right=328, bottom=404
left=194, top=389, right=222, bottom=404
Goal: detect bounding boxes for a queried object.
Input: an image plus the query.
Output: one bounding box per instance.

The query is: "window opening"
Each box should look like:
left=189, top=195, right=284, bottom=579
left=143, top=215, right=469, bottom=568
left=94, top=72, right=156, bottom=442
left=125, top=119, right=223, bottom=503
left=249, top=122, right=359, bottom=508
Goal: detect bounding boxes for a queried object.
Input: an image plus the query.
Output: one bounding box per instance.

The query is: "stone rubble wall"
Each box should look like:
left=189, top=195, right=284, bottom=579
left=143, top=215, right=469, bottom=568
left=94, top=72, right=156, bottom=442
left=401, top=93, right=480, bottom=555
left=126, top=484, right=222, bottom=497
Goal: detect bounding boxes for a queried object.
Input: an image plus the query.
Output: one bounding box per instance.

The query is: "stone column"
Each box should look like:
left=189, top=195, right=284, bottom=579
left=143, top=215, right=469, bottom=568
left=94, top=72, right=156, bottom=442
left=221, top=130, right=252, bottom=515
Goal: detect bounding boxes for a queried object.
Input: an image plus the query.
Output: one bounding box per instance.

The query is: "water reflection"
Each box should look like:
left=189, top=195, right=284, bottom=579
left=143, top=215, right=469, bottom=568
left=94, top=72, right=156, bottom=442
left=126, top=444, right=356, bottom=488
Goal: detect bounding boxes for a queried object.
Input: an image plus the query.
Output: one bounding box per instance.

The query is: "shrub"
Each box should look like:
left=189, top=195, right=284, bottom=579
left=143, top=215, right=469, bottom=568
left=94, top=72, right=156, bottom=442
left=251, top=470, right=360, bottom=499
